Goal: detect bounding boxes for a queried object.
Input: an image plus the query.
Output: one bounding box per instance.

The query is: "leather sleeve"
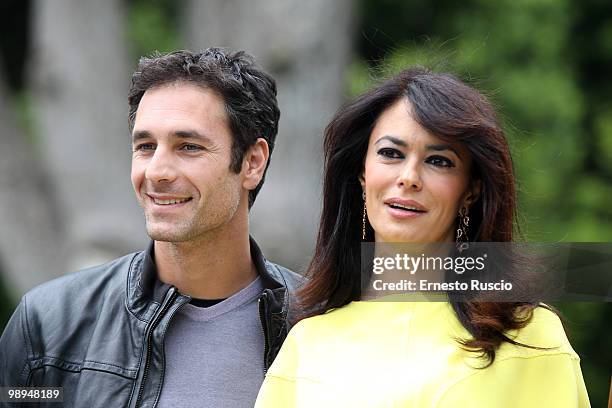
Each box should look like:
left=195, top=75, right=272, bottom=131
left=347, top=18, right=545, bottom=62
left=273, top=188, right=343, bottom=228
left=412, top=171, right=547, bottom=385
left=0, top=297, right=32, bottom=387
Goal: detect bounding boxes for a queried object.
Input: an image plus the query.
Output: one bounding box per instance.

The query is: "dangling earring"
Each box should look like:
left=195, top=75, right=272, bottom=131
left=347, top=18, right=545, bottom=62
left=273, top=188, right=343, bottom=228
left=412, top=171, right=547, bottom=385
left=362, top=191, right=367, bottom=241
left=456, top=206, right=470, bottom=251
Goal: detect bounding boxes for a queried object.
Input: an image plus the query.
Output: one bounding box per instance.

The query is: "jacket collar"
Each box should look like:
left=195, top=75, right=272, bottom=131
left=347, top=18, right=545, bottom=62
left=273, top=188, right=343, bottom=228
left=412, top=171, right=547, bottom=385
left=126, top=236, right=285, bottom=319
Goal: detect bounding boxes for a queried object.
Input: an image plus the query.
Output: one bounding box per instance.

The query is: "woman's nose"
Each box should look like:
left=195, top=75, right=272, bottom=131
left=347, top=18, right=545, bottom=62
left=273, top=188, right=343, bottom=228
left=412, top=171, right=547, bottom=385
left=397, top=159, right=422, bottom=191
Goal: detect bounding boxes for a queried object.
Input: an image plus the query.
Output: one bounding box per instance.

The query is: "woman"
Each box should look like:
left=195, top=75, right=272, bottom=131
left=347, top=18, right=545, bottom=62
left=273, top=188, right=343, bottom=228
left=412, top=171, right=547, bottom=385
left=255, top=68, right=590, bottom=407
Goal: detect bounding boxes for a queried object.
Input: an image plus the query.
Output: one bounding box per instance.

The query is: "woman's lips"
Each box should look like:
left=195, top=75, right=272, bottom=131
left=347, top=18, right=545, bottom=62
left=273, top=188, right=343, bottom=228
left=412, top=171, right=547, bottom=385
left=385, top=203, right=427, bottom=219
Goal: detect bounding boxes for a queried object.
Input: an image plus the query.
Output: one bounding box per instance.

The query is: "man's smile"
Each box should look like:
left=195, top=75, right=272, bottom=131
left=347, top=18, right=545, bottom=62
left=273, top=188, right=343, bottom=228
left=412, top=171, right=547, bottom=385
left=146, top=193, right=194, bottom=206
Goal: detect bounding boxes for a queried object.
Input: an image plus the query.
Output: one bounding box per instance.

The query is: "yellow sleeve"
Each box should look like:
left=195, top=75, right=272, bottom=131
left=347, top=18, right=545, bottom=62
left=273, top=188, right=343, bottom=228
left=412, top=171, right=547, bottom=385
left=255, top=325, right=301, bottom=408
left=255, top=374, right=297, bottom=407
left=437, top=353, right=591, bottom=408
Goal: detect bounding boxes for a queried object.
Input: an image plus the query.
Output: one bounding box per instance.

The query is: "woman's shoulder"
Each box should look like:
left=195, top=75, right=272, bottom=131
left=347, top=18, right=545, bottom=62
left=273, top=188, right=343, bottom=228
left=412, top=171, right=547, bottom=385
left=496, top=304, right=578, bottom=361
left=440, top=306, right=588, bottom=407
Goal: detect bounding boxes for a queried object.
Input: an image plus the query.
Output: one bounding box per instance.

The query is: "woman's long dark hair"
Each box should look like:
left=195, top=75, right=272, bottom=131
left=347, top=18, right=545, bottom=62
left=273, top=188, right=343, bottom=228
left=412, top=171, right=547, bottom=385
left=299, top=67, right=538, bottom=366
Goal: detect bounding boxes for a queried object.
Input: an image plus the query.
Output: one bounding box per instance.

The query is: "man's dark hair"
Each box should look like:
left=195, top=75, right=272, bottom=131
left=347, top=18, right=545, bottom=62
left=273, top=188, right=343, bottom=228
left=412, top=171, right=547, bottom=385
left=128, top=48, right=280, bottom=208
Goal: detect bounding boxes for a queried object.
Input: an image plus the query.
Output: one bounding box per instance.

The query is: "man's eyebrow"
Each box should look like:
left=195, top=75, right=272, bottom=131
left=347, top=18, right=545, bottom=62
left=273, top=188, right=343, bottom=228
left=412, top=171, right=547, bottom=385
left=131, top=129, right=213, bottom=144
left=374, top=135, right=407, bottom=147
left=426, top=144, right=461, bottom=158
left=132, top=130, right=151, bottom=142
left=174, top=130, right=213, bottom=144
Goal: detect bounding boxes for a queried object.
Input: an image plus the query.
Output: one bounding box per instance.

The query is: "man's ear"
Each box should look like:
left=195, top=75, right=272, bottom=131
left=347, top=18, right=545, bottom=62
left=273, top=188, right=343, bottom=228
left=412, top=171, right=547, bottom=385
left=462, top=179, right=482, bottom=208
left=242, top=138, right=270, bottom=190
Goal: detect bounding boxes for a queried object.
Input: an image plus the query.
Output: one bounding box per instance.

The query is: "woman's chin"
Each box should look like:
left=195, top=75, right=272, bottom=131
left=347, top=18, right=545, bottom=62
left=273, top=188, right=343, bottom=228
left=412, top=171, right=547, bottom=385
left=375, top=233, right=429, bottom=244
left=373, top=225, right=453, bottom=244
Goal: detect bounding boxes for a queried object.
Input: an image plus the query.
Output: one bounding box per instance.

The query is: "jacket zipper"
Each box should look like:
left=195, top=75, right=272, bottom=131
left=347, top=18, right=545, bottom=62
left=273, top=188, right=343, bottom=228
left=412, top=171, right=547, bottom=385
left=134, top=287, right=178, bottom=407
left=258, top=291, right=270, bottom=375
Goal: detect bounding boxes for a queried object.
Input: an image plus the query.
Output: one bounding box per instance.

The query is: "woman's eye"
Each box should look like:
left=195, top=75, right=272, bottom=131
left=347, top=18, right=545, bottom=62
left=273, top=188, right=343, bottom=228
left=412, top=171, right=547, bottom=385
left=426, top=155, right=454, bottom=168
left=377, top=148, right=403, bottom=159
left=134, top=143, right=155, bottom=152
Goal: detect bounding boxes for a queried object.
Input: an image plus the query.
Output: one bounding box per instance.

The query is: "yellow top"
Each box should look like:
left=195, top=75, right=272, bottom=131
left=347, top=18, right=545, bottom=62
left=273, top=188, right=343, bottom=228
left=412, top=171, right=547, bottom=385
left=255, top=301, right=590, bottom=407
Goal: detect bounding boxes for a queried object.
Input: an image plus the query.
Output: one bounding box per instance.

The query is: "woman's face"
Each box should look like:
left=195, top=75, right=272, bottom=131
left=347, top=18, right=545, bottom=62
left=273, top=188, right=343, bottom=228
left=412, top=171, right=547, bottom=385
left=360, top=98, right=479, bottom=243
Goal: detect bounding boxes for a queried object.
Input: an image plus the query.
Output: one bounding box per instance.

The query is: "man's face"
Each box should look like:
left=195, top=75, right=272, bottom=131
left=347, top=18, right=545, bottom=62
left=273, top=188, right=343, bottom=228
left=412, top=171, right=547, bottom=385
left=131, top=81, right=244, bottom=242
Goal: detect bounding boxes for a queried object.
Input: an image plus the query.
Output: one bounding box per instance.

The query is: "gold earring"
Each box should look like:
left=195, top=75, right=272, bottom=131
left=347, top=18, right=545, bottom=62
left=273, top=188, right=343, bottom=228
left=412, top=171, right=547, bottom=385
left=456, top=206, right=470, bottom=250
left=362, top=191, right=367, bottom=241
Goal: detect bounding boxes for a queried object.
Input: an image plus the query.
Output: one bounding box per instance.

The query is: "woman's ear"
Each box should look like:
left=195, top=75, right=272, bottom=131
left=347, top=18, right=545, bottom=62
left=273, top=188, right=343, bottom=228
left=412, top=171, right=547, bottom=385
left=359, top=173, right=365, bottom=189
left=463, top=179, right=482, bottom=208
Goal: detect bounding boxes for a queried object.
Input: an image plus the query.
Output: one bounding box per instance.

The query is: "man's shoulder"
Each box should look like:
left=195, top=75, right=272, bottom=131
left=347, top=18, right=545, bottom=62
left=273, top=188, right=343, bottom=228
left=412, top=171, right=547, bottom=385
left=263, top=260, right=305, bottom=292
left=5, top=252, right=147, bottom=380
left=23, top=251, right=142, bottom=316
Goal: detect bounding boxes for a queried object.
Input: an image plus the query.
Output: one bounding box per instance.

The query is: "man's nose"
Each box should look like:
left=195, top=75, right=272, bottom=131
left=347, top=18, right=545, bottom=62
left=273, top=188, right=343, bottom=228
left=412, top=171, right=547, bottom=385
left=145, top=147, right=177, bottom=183
left=397, top=158, right=423, bottom=191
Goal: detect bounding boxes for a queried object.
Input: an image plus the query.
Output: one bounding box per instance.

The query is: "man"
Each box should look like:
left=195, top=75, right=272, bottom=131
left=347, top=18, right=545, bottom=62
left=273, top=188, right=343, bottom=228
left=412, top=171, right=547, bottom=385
left=0, top=48, right=302, bottom=407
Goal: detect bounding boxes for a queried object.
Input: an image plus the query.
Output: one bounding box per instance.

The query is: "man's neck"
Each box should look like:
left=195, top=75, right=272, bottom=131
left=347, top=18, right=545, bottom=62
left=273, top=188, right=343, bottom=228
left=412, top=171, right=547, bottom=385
left=154, top=227, right=257, bottom=300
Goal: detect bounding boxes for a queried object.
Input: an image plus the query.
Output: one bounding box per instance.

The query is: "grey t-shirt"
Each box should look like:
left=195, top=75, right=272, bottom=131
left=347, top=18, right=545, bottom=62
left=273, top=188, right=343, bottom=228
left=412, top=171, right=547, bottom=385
left=157, top=277, right=265, bottom=408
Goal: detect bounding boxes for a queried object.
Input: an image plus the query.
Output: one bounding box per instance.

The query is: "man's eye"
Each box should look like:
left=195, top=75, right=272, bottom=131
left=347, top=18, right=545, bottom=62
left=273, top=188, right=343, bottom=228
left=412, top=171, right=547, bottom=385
left=134, top=143, right=155, bottom=152
left=426, top=155, right=454, bottom=168
left=181, top=144, right=203, bottom=152
left=377, top=148, right=403, bottom=159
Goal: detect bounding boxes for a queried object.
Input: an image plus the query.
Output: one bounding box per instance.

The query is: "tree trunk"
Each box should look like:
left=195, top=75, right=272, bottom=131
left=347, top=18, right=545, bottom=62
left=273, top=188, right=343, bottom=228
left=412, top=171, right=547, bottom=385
left=182, top=0, right=355, bottom=270
left=29, top=0, right=147, bottom=274
left=0, top=63, right=65, bottom=295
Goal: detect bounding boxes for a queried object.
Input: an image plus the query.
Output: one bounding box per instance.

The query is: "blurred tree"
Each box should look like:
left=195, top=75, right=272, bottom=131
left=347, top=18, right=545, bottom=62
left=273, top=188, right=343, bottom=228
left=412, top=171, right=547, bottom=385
left=0, top=56, right=64, bottom=298
left=0, top=256, right=14, bottom=328
left=28, top=0, right=147, bottom=279
left=557, top=301, right=612, bottom=405
left=182, top=0, right=356, bottom=270
left=127, top=0, right=180, bottom=57
left=0, top=0, right=30, bottom=91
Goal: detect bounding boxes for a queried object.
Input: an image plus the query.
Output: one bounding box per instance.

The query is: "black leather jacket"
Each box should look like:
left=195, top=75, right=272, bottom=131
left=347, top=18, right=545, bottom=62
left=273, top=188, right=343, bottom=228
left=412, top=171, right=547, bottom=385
left=0, top=238, right=303, bottom=407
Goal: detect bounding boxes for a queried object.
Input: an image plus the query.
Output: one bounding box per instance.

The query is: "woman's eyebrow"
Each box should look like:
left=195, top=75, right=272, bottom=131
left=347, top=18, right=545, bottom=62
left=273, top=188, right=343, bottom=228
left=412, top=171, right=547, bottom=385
left=374, top=135, right=407, bottom=147
left=374, top=137, right=463, bottom=160
left=426, top=144, right=461, bottom=158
